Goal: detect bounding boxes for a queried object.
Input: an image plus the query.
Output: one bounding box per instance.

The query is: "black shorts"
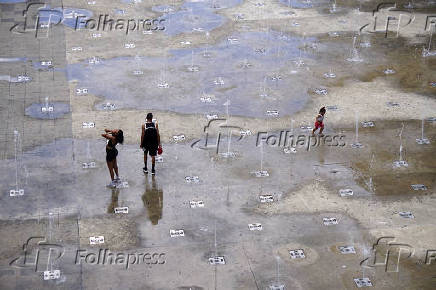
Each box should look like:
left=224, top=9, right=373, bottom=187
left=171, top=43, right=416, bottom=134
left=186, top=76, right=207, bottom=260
left=143, top=147, right=157, bottom=157
left=106, top=148, right=118, bottom=162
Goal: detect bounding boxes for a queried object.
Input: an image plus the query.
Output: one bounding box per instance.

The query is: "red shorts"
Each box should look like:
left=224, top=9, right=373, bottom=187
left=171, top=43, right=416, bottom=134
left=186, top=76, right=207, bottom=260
left=314, top=121, right=324, bottom=130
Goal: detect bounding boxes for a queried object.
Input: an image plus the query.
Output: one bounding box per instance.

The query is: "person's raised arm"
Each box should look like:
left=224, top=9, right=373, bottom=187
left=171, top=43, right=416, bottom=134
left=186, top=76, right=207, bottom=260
left=102, top=131, right=116, bottom=141
left=101, top=133, right=116, bottom=140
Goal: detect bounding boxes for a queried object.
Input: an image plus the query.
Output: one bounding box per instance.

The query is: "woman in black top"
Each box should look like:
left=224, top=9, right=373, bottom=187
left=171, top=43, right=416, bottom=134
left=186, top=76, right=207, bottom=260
left=102, top=129, right=124, bottom=188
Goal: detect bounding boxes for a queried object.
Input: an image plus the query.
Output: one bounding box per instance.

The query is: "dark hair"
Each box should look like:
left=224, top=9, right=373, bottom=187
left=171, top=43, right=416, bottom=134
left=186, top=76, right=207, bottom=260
left=116, top=130, right=124, bottom=144
left=319, top=107, right=326, bottom=114
left=146, top=113, right=153, bottom=120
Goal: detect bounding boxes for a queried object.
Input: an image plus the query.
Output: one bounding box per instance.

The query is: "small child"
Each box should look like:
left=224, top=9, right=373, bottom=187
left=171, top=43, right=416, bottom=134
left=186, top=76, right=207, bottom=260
left=312, top=107, right=326, bottom=136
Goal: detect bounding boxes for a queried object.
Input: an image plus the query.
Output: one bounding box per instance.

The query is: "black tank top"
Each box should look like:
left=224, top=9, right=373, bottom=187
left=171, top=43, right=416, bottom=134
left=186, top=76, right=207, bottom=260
left=143, top=122, right=158, bottom=147
left=145, top=122, right=155, bottom=129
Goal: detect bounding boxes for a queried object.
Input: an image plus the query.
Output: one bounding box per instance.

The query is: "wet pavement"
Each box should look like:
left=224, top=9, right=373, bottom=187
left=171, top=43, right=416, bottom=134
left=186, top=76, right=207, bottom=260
left=0, top=0, right=435, bottom=289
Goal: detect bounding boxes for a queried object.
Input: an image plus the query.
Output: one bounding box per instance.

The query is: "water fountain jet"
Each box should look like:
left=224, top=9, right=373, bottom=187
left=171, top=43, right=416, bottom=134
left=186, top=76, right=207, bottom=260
left=347, top=35, right=363, bottom=62
left=393, top=123, right=408, bottom=167
left=351, top=112, right=363, bottom=148
left=416, top=118, right=430, bottom=144
left=9, top=130, right=24, bottom=197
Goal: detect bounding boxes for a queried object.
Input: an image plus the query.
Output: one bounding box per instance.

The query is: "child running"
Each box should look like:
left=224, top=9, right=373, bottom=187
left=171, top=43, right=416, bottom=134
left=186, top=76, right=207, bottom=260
left=312, top=107, right=326, bottom=136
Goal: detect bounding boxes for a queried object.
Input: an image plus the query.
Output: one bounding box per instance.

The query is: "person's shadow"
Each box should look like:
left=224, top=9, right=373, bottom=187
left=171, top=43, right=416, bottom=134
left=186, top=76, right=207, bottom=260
left=142, top=176, right=163, bottom=225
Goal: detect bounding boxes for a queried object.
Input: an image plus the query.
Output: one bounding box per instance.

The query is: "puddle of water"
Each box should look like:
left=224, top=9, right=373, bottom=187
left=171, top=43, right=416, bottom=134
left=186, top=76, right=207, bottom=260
left=279, top=0, right=329, bottom=9
left=67, top=30, right=317, bottom=118
left=0, top=75, right=31, bottom=83
left=141, top=177, right=163, bottom=225
left=154, top=0, right=242, bottom=35
left=158, top=2, right=223, bottom=36
left=350, top=120, right=436, bottom=197
left=25, top=102, right=70, bottom=119
left=0, top=57, right=27, bottom=62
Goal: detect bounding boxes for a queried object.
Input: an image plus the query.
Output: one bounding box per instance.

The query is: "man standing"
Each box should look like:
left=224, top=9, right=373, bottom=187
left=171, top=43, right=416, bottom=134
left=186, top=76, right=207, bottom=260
left=140, top=113, right=161, bottom=175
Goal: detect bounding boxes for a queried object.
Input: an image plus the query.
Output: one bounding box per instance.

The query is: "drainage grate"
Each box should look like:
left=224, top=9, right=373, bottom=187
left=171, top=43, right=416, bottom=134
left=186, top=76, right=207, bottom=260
left=190, top=201, right=204, bottom=208
left=114, top=207, right=129, bottom=214
left=259, top=195, right=274, bottom=203
left=76, top=88, right=88, bottom=95
left=157, top=82, right=169, bottom=88
left=89, top=236, right=105, bottom=245
left=300, top=125, right=313, bottom=132
left=284, top=147, right=297, bottom=154
left=411, top=184, right=427, bottom=190
left=393, top=160, right=408, bottom=168
left=351, top=143, right=363, bottom=149
left=416, top=138, right=430, bottom=145
left=209, top=256, right=225, bottom=265
left=314, top=88, right=328, bottom=95
left=10, top=189, right=24, bottom=197
left=43, top=270, right=60, bottom=280
left=103, top=103, right=116, bottom=110
left=326, top=105, right=338, bottom=111
left=339, top=246, right=356, bottom=254
left=173, top=134, right=185, bottom=142
left=206, top=114, right=218, bottom=120
left=361, top=121, right=375, bottom=128
left=185, top=176, right=200, bottom=183
left=240, top=129, right=252, bottom=136
left=248, top=223, right=262, bottom=231
left=82, top=162, right=96, bottom=169
left=170, top=229, right=185, bottom=237
left=386, top=101, right=399, bottom=107
left=289, top=249, right=305, bottom=259
left=323, top=217, right=338, bottom=226
left=399, top=211, right=414, bottom=219
left=269, top=285, right=285, bottom=290
left=354, top=278, right=373, bottom=287
left=82, top=122, right=95, bottom=129
left=339, top=189, right=353, bottom=197
left=266, top=110, right=279, bottom=117
left=252, top=170, right=269, bottom=177
left=41, top=106, right=54, bottom=112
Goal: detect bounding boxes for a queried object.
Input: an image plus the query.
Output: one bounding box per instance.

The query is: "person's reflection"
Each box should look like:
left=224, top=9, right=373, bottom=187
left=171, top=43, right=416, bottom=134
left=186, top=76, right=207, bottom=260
left=142, top=176, right=163, bottom=225
left=317, top=136, right=326, bottom=165
left=107, top=188, right=120, bottom=213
